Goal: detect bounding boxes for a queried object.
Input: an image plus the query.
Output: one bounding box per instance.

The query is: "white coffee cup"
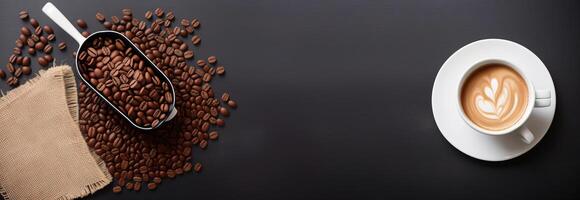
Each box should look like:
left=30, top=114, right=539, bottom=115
left=457, top=59, right=551, bottom=144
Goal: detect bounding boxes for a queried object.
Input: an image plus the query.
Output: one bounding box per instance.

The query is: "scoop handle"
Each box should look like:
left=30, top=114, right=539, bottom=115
left=42, top=2, right=85, bottom=44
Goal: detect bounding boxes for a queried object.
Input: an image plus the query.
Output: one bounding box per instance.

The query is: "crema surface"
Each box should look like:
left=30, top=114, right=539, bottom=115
left=461, top=64, right=529, bottom=131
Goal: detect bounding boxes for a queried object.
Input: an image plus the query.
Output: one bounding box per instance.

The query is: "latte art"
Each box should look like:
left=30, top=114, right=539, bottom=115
left=461, top=64, right=528, bottom=131
left=475, top=78, right=519, bottom=120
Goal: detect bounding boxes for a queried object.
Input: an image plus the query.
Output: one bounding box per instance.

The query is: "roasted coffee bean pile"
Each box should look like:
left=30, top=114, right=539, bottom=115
left=78, top=8, right=236, bottom=193
left=4, top=10, right=67, bottom=87
left=78, top=36, right=174, bottom=128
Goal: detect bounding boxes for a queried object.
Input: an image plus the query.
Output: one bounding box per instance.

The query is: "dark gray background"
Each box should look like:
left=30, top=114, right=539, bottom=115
left=1, top=0, right=579, bottom=199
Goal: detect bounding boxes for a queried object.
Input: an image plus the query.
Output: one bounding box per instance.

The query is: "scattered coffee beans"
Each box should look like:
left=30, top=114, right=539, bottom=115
left=79, top=8, right=237, bottom=193
left=96, top=12, right=106, bottom=22
left=145, top=10, right=153, bottom=20
left=58, top=42, right=67, bottom=51
left=194, top=162, right=202, bottom=173
left=191, top=35, right=201, bottom=46
left=30, top=18, right=39, bottom=28
left=207, top=56, right=217, bottom=64
left=113, top=186, right=122, bottom=193
left=216, top=65, right=225, bottom=75
left=18, top=10, right=29, bottom=20
left=147, top=182, right=157, bottom=190
left=4, top=11, right=65, bottom=87
left=76, top=19, right=87, bottom=29
left=227, top=100, right=237, bottom=109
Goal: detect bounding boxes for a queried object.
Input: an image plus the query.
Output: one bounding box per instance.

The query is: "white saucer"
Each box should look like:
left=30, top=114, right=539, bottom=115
left=432, top=39, right=556, bottom=161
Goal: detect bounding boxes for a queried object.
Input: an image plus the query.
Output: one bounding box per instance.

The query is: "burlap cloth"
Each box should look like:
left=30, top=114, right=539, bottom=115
left=0, top=65, right=112, bottom=200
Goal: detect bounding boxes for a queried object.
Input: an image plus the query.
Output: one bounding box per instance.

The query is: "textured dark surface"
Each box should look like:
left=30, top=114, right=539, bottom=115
left=1, top=0, right=580, bottom=199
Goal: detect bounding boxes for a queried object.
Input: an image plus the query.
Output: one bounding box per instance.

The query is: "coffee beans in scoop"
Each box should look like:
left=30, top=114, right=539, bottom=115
left=77, top=36, right=173, bottom=128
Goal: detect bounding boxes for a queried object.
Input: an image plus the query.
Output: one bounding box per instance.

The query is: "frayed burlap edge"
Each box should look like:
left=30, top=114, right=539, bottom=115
left=0, top=65, right=112, bottom=200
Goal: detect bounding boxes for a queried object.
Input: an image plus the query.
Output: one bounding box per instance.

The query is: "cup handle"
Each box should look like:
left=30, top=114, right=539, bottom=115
left=518, top=89, right=550, bottom=144
left=519, top=126, right=535, bottom=144
left=534, top=89, right=551, bottom=107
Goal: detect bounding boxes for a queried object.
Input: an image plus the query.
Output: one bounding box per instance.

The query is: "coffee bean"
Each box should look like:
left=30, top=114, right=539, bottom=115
left=180, top=19, right=190, bottom=27
left=38, top=57, right=48, bottom=67
left=215, top=66, right=225, bottom=75
left=191, top=18, right=200, bottom=29
left=43, top=54, right=53, bottom=63
left=153, top=177, right=162, bottom=184
left=15, top=39, right=23, bottom=48
left=147, top=182, right=157, bottom=190
left=209, top=131, right=219, bottom=140
left=22, top=56, right=30, bottom=66
left=185, top=26, right=194, bottom=34
left=58, top=42, right=67, bottom=51
left=7, top=76, right=18, bottom=86
left=125, top=182, right=134, bottom=190
left=227, top=100, right=237, bottom=108
left=47, top=34, right=56, bottom=41
left=167, top=170, right=176, bottom=179
left=122, top=8, right=132, bottom=16
left=21, top=66, right=31, bottom=75
left=76, top=19, right=87, bottom=29
left=221, top=93, right=230, bottom=102
left=34, top=42, right=44, bottom=51
left=183, top=163, right=193, bottom=172
left=34, top=26, right=42, bottom=36
left=16, top=57, right=23, bottom=65
left=14, top=67, right=22, bottom=78
left=30, top=35, right=39, bottom=42
left=217, top=118, right=225, bottom=127
left=151, top=119, right=160, bottom=128
left=43, top=44, right=53, bottom=54
left=18, top=34, right=27, bottom=42
left=207, top=56, right=217, bottom=64
left=29, top=18, right=39, bottom=28
left=81, top=31, right=90, bottom=37
left=183, top=50, right=194, bottom=59
left=19, top=10, right=29, bottom=20
left=166, top=11, right=175, bottom=21
left=6, top=63, right=15, bottom=74
left=103, top=21, right=112, bottom=29
left=8, top=54, right=17, bottom=64
left=20, top=26, right=31, bottom=36
left=12, top=47, right=21, bottom=55
left=87, top=47, right=97, bottom=57
left=199, top=140, right=207, bottom=149
left=154, top=8, right=164, bottom=17
left=194, top=163, right=202, bottom=173
left=219, top=107, right=229, bottom=117
left=191, top=35, right=201, bottom=45
left=112, top=186, right=122, bottom=193
left=39, top=36, right=48, bottom=44
left=145, top=10, right=153, bottom=20
left=26, top=38, right=34, bottom=48
left=133, top=182, right=141, bottom=191
left=96, top=12, right=105, bottom=22
left=43, top=25, right=54, bottom=34
left=28, top=48, right=35, bottom=55
left=0, top=70, right=5, bottom=79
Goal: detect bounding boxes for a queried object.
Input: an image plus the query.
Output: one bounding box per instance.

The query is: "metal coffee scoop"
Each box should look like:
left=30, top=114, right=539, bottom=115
left=42, top=2, right=177, bottom=130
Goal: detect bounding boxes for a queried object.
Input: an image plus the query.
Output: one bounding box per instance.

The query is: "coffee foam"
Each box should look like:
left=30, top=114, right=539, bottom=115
left=461, top=64, right=528, bottom=131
